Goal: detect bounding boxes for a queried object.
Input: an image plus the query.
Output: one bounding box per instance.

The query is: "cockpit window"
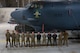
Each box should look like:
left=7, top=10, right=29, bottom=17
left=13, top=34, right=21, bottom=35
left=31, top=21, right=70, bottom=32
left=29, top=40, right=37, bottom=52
left=25, top=3, right=31, bottom=8
left=30, top=4, right=34, bottom=8
left=30, top=3, right=43, bottom=9
left=40, top=5, right=43, bottom=9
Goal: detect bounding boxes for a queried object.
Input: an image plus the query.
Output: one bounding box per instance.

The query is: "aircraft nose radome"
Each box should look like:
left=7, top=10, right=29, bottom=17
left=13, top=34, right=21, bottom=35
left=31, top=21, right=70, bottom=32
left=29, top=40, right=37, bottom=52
left=11, top=11, right=21, bottom=19
left=11, top=11, right=16, bottom=19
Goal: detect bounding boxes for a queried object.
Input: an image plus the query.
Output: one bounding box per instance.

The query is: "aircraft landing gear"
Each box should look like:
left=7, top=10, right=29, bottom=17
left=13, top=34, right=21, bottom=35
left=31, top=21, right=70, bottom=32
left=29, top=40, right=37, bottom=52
left=15, top=24, right=35, bottom=33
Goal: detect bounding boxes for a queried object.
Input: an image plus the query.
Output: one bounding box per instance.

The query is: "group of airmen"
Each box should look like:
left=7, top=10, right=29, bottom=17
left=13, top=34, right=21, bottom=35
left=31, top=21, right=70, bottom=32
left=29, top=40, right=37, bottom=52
left=5, top=30, right=69, bottom=48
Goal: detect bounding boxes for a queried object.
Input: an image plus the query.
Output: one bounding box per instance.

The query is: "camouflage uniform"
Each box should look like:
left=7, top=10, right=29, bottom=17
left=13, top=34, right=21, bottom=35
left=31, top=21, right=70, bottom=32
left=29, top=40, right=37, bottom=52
left=21, top=33, right=25, bottom=46
left=58, top=32, right=63, bottom=46
left=31, top=32, right=35, bottom=47
left=11, top=31, right=16, bottom=46
left=42, top=33, right=46, bottom=45
left=15, top=33, right=20, bottom=47
left=26, top=32, right=30, bottom=46
left=63, top=31, right=68, bottom=46
left=5, top=30, right=11, bottom=47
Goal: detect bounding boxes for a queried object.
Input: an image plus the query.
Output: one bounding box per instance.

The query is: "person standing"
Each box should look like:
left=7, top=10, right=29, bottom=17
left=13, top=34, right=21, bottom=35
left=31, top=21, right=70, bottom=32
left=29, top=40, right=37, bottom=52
left=11, top=30, right=16, bottom=47
left=58, top=32, right=63, bottom=46
left=47, top=32, right=52, bottom=46
left=42, top=32, right=46, bottom=45
left=26, top=32, right=30, bottom=47
left=5, top=30, right=11, bottom=48
left=63, top=31, right=69, bottom=46
left=52, top=32, right=57, bottom=45
left=37, top=32, right=41, bottom=46
left=31, top=32, right=35, bottom=47
left=21, top=32, right=25, bottom=47
left=15, top=32, right=20, bottom=47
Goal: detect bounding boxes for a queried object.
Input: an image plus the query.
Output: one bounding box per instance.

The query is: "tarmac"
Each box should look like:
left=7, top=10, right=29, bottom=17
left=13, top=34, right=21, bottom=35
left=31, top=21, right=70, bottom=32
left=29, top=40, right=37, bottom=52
left=0, top=38, right=80, bottom=53
left=0, top=38, right=79, bottom=53
left=0, top=23, right=80, bottom=53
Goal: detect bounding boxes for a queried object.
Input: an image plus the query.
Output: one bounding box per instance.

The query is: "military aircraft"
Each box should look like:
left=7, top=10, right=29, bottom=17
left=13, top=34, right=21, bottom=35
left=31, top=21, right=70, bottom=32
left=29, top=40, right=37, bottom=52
left=11, top=1, right=80, bottom=32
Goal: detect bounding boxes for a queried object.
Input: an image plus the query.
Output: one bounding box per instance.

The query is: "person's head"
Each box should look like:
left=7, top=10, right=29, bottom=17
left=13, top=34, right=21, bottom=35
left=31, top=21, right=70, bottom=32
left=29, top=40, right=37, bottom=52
left=43, top=32, right=45, bottom=34
left=60, top=31, right=63, bottom=34
left=22, top=32, right=24, bottom=34
left=27, top=31, right=29, bottom=34
left=32, top=31, right=34, bottom=35
left=16, top=31, right=19, bottom=34
left=43, top=32, right=45, bottom=33
left=38, top=32, right=40, bottom=35
left=54, top=32, right=56, bottom=34
left=6, top=30, right=9, bottom=32
left=48, top=32, right=51, bottom=34
left=64, top=30, right=67, bottom=32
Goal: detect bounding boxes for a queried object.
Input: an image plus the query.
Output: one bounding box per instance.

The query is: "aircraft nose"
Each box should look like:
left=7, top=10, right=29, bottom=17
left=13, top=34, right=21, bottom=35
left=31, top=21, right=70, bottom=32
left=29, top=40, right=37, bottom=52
left=11, top=11, right=17, bottom=19
left=11, top=11, right=22, bottom=20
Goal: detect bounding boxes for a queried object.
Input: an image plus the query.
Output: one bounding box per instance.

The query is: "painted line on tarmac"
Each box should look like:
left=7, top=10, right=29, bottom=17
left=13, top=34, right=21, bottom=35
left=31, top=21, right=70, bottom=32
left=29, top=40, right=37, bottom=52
left=0, top=39, right=6, bottom=43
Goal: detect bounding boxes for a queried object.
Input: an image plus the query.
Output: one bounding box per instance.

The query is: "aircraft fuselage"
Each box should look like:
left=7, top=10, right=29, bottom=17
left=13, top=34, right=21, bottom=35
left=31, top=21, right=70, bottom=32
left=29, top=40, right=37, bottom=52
left=11, top=1, right=80, bottom=32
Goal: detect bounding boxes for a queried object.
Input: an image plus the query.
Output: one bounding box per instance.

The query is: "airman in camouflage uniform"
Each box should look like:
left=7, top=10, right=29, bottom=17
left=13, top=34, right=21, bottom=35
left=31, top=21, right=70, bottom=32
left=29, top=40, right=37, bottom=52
left=42, top=32, right=46, bottom=45
left=58, top=32, right=63, bottom=46
left=11, top=30, right=16, bottom=47
left=21, top=32, right=25, bottom=46
left=5, top=30, right=11, bottom=48
left=31, top=32, right=35, bottom=47
left=63, top=31, right=69, bottom=46
left=15, top=32, right=20, bottom=47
